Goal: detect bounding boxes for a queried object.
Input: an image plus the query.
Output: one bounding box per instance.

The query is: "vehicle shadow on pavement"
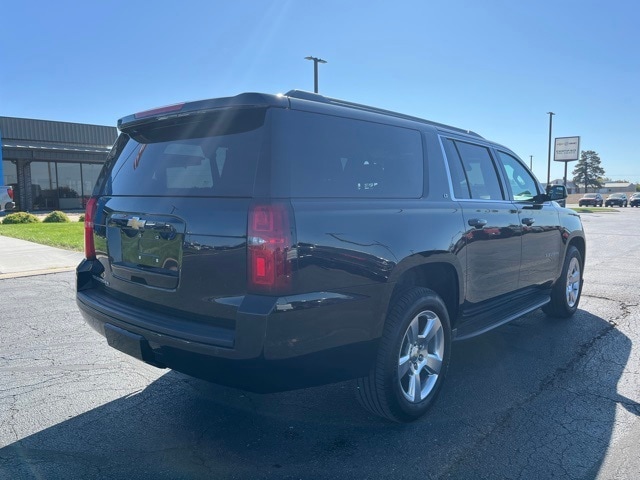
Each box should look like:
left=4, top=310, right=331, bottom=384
left=1, top=309, right=636, bottom=480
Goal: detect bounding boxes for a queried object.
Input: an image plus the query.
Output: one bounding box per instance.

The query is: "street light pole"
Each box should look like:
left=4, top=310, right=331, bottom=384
left=530, top=155, right=533, bottom=170
left=304, top=56, right=327, bottom=93
left=546, top=112, right=555, bottom=186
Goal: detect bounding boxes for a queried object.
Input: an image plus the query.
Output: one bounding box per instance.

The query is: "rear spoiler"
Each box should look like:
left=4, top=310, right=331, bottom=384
left=118, top=93, right=289, bottom=132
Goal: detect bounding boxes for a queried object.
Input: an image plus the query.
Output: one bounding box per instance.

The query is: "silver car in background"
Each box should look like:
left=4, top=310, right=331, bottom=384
left=0, top=186, right=16, bottom=214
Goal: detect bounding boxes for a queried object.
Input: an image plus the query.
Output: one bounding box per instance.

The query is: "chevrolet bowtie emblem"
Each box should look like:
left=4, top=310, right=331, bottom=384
left=126, top=217, right=146, bottom=230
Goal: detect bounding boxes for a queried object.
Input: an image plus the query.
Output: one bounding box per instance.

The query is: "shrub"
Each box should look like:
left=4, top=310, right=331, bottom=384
left=2, top=212, right=40, bottom=224
left=78, top=214, right=85, bottom=222
left=42, top=211, right=71, bottom=223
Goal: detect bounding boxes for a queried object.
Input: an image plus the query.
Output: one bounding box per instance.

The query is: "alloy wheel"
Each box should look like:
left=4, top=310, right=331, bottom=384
left=566, top=257, right=581, bottom=308
left=397, top=310, right=444, bottom=403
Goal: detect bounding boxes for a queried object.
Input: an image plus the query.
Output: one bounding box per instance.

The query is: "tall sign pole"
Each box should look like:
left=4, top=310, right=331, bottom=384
left=546, top=112, right=555, bottom=186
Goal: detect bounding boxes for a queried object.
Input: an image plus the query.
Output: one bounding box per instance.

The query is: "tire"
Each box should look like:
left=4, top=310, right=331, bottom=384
left=356, top=287, right=451, bottom=422
left=543, top=245, right=583, bottom=318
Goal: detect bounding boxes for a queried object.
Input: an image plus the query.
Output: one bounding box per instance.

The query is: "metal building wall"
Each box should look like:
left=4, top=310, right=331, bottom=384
left=0, top=116, right=118, bottom=211
left=0, top=116, right=117, bottom=148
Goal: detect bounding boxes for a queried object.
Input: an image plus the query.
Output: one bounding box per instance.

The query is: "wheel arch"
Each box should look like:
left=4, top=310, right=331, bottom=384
left=567, top=235, right=586, bottom=267
left=382, top=256, right=463, bottom=334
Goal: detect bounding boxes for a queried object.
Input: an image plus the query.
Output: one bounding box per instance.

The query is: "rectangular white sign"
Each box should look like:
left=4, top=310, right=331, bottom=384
left=554, top=136, right=580, bottom=162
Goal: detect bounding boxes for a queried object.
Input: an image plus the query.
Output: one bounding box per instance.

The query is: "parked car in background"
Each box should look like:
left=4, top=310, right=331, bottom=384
left=605, top=193, right=628, bottom=207
left=630, top=193, right=640, bottom=207
left=76, top=90, right=584, bottom=422
left=579, top=193, right=603, bottom=207
left=0, top=186, right=15, bottom=214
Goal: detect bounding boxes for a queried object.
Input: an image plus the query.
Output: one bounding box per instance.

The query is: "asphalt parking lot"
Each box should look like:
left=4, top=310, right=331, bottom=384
left=1, top=207, right=640, bottom=479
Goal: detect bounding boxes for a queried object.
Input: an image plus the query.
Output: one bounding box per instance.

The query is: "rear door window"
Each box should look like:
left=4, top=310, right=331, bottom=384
left=443, top=138, right=504, bottom=200
left=272, top=110, right=424, bottom=198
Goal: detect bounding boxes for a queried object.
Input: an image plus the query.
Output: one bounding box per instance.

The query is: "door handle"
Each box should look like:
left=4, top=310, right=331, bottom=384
left=521, top=217, right=535, bottom=226
left=468, top=218, right=487, bottom=229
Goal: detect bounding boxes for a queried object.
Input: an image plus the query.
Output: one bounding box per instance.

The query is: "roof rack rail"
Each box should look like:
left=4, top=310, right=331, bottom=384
left=284, top=89, right=483, bottom=139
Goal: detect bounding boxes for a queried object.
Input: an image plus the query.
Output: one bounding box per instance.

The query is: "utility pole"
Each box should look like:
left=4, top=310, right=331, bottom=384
left=529, top=155, right=533, bottom=170
left=304, top=56, right=327, bottom=93
left=546, top=112, right=555, bottom=186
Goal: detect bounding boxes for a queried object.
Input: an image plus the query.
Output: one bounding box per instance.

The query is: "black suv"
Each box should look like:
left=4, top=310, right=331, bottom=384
left=629, top=193, right=640, bottom=207
left=605, top=193, right=628, bottom=207
left=76, top=90, right=586, bottom=422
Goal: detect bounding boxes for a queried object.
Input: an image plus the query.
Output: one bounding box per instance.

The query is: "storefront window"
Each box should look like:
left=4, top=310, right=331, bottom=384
left=2, top=160, right=17, bottom=185
left=31, top=161, right=58, bottom=210
left=82, top=163, right=103, bottom=204
left=56, top=163, right=83, bottom=209
left=29, top=161, right=106, bottom=210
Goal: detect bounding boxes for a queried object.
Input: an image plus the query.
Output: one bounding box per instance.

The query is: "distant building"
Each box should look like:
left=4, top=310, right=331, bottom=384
left=599, top=182, right=636, bottom=194
left=0, top=116, right=117, bottom=211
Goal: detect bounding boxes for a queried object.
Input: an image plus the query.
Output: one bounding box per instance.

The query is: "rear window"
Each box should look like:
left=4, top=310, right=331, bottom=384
left=271, top=110, right=424, bottom=198
left=102, top=108, right=266, bottom=197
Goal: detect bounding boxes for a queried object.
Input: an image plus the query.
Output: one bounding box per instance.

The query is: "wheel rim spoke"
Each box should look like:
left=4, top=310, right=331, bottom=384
left=422, top=317, right=438, bottom=344
left=398, top=354, right=412, bottom=379
left=407, top=318, right=419, bottom=345
left=411, top=369, right=422, bottom=402
left=425, top=353, right=442, bottom=375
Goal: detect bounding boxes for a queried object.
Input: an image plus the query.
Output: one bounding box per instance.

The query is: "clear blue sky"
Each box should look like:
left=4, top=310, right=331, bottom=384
left=1, top=0, right=638, bottom=183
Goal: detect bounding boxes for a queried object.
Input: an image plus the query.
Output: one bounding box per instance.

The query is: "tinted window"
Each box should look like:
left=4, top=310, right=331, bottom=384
left=104, top=109, right=266, bottom=197
left=443, top=138, right=503, bottom=200
left=442, top=138, right=470, bottom=199
left=272, top=110, right=424, bottom=198
left=495, top=150, right=540, bottom=201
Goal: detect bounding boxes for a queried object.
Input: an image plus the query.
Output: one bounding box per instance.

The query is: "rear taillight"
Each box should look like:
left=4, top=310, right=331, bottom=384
left=248, top=203, right=294, bottom=295
left=84, top=197, right=98, bottom=260
left=7, top=187, right=13, bottom=200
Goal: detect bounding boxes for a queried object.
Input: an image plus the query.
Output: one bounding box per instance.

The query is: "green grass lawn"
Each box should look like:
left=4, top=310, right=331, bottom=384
left=570, top=207, right=619, bottom=213
left=0, top=222, right=84, bottom=251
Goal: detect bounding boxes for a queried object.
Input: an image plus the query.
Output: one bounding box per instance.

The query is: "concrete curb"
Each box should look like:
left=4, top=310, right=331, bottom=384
left=0, top=266, right=78, bottom=280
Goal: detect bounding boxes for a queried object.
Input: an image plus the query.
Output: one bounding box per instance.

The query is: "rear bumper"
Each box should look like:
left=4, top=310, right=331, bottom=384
left=76, top=262, right=381, bottom=392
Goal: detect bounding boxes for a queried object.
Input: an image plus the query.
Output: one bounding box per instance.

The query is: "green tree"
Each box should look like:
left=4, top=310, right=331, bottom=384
left=572, top=150, right=605, bottom=192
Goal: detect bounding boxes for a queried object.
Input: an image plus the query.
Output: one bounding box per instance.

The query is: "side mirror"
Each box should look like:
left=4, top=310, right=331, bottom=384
left=546, top=184, right=567, bottom=201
